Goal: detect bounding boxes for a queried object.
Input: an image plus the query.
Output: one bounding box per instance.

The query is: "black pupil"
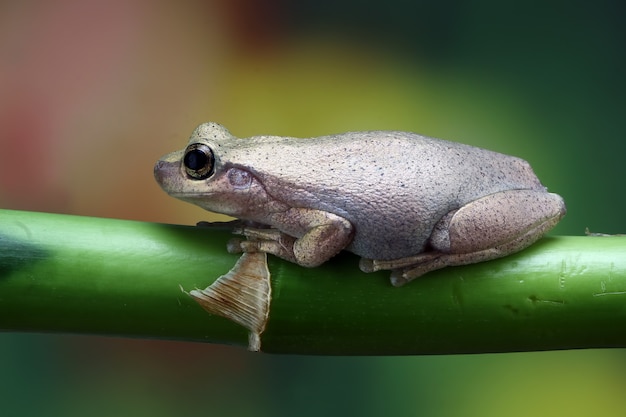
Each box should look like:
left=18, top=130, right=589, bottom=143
left=184, top=149, right=208, bottom=171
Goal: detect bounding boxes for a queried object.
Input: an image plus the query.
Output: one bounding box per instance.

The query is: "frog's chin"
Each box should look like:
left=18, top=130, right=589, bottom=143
left=173, top=194, right=240, bottom=216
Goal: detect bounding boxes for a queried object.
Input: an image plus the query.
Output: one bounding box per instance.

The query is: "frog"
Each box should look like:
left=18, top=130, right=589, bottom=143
left=154, top=122, right=566, bottom=286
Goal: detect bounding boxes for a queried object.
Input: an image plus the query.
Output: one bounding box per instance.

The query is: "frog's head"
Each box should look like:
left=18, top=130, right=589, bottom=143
left=154, top=122, right=271, bottom=219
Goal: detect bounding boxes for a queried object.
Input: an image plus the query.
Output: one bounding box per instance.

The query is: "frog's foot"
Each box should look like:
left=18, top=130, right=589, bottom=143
left=227, top=227, right=299, bottom=264
left=361, top=189, right=566, bottom=287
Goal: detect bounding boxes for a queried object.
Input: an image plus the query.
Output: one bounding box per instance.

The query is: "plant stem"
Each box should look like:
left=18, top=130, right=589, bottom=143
left=1, top=209, right=624, bottom=355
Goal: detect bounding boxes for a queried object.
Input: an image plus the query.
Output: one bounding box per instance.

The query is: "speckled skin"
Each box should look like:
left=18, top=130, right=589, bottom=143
left=155, top=122, right=566, bottom=286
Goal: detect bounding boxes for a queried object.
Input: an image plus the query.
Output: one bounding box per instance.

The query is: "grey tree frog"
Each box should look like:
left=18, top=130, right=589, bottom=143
left=154, top=122, right=566, bottom=286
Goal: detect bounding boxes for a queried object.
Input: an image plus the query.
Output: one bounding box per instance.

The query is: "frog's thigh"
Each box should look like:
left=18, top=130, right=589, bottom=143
left=392, top=190, right=565, bottom=286
left=433, top=189, right=565, bottom=253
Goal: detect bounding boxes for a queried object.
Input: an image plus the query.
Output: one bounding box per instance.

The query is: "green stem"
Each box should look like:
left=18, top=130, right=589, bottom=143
left=1, top=209, right=624, bottom=355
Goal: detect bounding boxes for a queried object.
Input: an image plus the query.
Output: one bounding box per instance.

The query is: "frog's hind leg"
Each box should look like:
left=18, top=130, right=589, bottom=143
left=361, top=189, right=566, bottom=287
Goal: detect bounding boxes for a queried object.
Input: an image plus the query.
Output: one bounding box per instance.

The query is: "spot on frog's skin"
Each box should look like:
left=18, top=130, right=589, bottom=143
left=155, top=122, right=566, bottom=286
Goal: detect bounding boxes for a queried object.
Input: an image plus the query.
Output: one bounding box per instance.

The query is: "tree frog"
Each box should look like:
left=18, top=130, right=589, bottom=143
left=154, top=122, right=566, bottom=286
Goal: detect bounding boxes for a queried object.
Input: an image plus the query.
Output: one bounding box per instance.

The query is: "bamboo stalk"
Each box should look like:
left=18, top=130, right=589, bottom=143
left=1, top=209, right=624, bottom=355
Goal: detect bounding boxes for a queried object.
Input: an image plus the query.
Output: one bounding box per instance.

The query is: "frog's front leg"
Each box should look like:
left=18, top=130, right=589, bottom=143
left=228, top=208, right=354, bottom=268
left=361, top=189, right=566, bottom=287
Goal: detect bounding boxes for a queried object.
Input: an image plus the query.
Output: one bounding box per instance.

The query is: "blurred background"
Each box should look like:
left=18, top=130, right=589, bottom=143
left=1, top=0, right=625, bottom=416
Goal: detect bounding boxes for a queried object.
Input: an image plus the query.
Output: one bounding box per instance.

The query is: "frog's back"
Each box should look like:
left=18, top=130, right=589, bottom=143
left=225, top=130, right=544, bottom=259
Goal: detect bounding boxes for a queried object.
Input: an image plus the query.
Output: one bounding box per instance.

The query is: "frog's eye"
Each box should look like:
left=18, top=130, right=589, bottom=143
left=183, top=143, right=214, bottom=180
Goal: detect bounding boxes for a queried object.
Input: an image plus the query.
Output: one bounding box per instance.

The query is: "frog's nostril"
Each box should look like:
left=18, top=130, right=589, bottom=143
left=154, top=159, right=176, bottom=186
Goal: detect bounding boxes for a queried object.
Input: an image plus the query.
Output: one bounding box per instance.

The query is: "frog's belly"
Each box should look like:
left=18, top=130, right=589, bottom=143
left=345, top=218, right=434, bottom=260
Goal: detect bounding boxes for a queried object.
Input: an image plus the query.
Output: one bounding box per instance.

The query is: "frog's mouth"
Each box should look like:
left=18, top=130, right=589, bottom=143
left=168, top=192, right=214, bottom=200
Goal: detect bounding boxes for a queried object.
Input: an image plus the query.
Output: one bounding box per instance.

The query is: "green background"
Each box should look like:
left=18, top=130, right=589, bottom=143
left=1, top=1, right=624, bottom=416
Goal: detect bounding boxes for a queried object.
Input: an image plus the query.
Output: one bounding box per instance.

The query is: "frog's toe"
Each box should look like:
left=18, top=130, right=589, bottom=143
left=226, top=238, right=245, bottom=253
left=389, top=270, right=409, bottom=287
left=236, top=227, right=284, bottom=241
left=359, top=258, right=376, bottom=272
